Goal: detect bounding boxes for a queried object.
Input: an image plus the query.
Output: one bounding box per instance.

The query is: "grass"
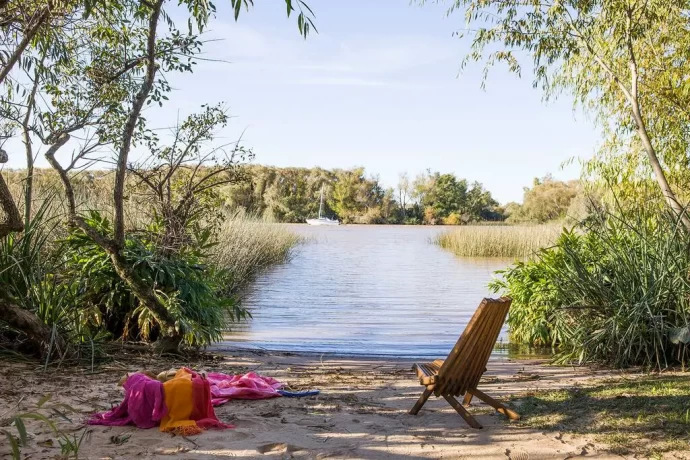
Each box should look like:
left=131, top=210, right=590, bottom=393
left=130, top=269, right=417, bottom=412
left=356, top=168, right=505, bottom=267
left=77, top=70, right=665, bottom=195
left=510, top=374, right=690, bottom=457
left=434, top=224, right=562, bottom=258
left=213, top=212, right=302, bottom=293
left=3, top=170, right=302, bottom=296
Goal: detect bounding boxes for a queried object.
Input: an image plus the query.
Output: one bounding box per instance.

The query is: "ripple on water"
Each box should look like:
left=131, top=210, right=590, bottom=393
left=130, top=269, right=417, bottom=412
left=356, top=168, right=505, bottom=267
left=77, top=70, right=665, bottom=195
left=221, top=225, right=511, bottom=359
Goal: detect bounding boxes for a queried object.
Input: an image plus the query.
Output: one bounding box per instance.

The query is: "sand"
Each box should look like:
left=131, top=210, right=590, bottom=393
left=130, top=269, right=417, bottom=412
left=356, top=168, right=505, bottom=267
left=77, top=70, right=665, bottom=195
left=0, top=349, right=632, bottom=459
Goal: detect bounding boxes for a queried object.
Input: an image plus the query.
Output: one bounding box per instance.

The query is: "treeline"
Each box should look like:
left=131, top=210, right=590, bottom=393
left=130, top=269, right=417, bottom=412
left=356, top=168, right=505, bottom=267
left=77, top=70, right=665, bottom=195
left=222, top=167, right=584, bottom=225
left=222, top=166, right=505, bottom=224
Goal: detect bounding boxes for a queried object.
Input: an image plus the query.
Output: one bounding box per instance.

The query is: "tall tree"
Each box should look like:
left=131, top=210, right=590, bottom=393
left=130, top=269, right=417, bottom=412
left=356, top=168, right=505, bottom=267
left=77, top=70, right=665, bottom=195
left=439, top=0, right=690, bottom=230
left=1, top=0, right=317, bottom=350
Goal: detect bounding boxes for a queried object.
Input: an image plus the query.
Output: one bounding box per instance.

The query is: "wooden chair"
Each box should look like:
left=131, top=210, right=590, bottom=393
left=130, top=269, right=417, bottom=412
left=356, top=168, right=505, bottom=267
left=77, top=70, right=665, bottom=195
left=409, top=297, right=520, bottom=429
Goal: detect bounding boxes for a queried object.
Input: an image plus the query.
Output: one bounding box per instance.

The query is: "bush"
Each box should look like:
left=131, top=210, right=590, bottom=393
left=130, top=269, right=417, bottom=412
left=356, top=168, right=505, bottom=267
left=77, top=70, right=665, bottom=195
left=491, top=208, right=690, bottom=369
left=61, top=211, right=247, bottom=347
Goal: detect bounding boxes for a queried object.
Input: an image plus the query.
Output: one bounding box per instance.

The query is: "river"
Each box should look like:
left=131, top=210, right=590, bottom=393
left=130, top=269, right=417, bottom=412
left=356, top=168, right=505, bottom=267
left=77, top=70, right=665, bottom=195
left=220, top=225, right=511, bottom=358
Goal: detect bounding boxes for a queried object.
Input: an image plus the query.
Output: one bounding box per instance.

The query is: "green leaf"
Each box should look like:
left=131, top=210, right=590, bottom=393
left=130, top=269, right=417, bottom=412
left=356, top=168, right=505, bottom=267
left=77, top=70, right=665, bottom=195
left=1, top=429, right=20, bottom=460
left=12, top=417, right=27, bottom=447
left=37, top=394, right=52, bottom=408
left=233, top=0, right=241, bottom=20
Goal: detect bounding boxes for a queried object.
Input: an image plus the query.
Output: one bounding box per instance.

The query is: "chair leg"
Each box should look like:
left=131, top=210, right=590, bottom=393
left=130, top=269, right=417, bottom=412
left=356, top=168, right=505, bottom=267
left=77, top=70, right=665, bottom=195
left=462, top=392, right=473, bottom=407
left=469, top=388, right=521, bottom=421
left=443, top=395, right=482, bottom=429
left=409, top=388, right=433, bottom=415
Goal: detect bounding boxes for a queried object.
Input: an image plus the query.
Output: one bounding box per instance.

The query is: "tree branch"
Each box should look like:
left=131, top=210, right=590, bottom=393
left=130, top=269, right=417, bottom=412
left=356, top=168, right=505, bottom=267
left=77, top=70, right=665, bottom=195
left=113, top=0, right=164, bottom=248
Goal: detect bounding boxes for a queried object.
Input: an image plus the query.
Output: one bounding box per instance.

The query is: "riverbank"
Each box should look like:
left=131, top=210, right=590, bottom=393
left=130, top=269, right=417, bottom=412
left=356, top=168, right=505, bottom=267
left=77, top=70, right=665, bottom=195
left=4, top=349, right=677, bottom=459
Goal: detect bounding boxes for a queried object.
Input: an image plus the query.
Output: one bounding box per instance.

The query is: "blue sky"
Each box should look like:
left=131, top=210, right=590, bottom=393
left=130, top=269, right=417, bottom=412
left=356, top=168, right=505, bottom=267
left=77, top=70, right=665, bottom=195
left=6, top=0, right=601, bottom=204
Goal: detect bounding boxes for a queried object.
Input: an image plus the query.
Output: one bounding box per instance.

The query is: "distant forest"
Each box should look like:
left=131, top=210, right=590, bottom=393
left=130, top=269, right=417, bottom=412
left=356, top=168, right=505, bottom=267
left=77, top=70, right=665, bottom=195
left=221, top=166, right=581, bottom=225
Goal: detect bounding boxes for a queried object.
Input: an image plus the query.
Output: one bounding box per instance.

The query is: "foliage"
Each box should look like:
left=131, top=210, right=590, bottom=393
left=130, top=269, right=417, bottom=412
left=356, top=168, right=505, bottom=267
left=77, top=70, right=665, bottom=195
left=491, top=206, right=690, bottom=369
left=222, top=165, right=503, bottom=224
left=412, top=171, right=500, bottom=224
left=440, top=0, right=690, bottom=228
left=505, top=176, right=581, bottom=223
left=61, top=211, right=246, bottom=347
left=435, top=224, right=561, bottom=258
left=0, top=0, right=316, bottom=352
left=212, top=211, right=302, bottom=294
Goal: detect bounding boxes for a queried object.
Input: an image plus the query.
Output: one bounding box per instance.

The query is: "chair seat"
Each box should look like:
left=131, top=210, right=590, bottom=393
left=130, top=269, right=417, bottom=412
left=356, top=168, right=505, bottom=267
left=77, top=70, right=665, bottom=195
left=413, top=359, right=444, bottom=385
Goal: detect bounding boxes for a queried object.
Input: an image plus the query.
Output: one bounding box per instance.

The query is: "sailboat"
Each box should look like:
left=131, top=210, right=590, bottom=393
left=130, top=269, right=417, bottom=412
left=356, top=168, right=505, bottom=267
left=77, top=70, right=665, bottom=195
left=306, top=185, right=340, bottom=226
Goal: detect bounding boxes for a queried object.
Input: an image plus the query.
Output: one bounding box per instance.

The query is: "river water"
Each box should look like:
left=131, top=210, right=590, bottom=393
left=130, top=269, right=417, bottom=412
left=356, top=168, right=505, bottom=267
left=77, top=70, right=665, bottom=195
left=220, top=225, right=511, bottom=359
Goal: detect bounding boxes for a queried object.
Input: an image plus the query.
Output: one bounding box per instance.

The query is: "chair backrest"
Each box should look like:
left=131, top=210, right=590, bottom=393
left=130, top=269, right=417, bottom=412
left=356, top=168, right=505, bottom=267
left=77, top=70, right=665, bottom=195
left=435, top=297, right=511, bottom=397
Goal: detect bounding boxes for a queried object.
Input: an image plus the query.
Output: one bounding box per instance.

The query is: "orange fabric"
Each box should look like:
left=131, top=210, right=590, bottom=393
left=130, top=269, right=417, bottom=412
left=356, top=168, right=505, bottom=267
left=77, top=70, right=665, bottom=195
left=160, top=369, right=201, bottom=435
left=160, top=368, right=232, bottom=435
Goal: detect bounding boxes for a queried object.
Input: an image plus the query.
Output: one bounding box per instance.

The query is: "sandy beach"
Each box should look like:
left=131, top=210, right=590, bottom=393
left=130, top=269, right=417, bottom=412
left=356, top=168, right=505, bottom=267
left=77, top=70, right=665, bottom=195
left=0, top=349, right=659, bottom=459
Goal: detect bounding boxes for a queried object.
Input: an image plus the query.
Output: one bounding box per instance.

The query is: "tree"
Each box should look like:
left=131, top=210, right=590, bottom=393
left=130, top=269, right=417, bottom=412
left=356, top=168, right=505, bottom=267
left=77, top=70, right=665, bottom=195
left=440, top=0, right=690, bottom=230
left=0, top=0, right=317, bottom=351
left=429, top=173, right=468, bottom=217
left=397, top=172, right=411, bottom=221
left=507, top=176, right=580, bottom=223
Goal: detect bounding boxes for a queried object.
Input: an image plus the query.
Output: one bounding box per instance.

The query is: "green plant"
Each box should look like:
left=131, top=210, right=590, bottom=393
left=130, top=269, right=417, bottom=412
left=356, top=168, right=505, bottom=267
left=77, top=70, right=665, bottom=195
left=212, top=211, right=301, bottom=293
left=492, top=206, right=690, bottom=368
left=1, top=394, right=85, bottom=460
left=61, top=211, right=247, bottom=347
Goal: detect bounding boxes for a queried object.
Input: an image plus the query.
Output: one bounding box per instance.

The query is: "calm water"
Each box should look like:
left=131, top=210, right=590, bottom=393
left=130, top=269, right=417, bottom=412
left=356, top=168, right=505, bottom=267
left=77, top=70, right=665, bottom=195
left=220, top=225, right=510, bottom=359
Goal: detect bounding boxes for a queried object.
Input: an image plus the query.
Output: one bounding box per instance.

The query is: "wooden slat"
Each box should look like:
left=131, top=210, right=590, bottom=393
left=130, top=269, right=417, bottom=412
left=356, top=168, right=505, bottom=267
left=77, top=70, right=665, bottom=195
left=443, top=395, right=482, bottom=429
left=408, top=297, right=519, bottom=428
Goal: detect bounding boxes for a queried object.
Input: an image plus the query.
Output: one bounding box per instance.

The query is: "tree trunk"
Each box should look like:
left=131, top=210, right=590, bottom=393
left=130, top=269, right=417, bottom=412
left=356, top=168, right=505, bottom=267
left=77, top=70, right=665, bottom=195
left=113, top=0, right=163, bottom=247
left=625, top=45, right=690, bottom=231
left=0, top=167, right=23, bottom=238
left=636, top=123, right=690, bottom=230
left=107, top=249, right=182, bottom=343
left=0, top=298, right=66, bottom=358
left=22, top=63, right=40, bottom=227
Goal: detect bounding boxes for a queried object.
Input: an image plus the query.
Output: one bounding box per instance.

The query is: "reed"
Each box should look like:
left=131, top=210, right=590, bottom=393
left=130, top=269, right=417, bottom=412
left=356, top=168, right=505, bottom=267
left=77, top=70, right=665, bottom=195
left=434, top=224, right=562, bottom=258
left=213, top=212, right=302, bottom=293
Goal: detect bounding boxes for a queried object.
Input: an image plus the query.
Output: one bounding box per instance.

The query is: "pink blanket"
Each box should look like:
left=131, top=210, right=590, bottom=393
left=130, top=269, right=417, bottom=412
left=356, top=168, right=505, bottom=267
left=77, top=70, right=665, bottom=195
left=206, top=371, right=283, bottom=406
left=88, top=373, right=167, bottom=428
left=88, top=371, right=284, bottom=429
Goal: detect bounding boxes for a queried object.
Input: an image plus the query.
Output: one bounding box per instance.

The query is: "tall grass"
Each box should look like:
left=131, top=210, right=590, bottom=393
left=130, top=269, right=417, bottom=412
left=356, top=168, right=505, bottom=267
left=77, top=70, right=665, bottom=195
left=213, top=212, right=302, bottom=293
left=491, top=207, right=690, bottom=369
left=1, top=170, right=302, bottom=351
left=434, top=224, right=562, bottom=258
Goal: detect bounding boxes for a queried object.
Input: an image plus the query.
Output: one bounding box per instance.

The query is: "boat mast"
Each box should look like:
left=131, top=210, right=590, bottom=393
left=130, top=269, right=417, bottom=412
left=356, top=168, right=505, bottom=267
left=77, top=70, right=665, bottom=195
left=318, top=185, right=324, bottom=219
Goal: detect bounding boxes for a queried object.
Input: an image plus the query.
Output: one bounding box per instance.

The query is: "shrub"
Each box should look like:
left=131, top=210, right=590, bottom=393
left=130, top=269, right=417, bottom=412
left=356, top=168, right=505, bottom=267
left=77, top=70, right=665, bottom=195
left=61, top=211, right=247, bottom=347
left=491, top=208, right=690, bottom=369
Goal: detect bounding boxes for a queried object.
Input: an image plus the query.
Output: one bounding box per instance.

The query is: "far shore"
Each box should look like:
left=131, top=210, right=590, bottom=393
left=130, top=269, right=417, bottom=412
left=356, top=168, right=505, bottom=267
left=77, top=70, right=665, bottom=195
left=0, top=348, right=639, bottom=459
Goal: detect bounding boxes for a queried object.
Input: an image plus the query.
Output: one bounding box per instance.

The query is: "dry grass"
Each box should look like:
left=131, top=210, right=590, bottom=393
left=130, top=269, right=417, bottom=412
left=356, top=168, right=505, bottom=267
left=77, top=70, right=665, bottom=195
left=2, top=169, right=302, bottom=293
left=213, top=211, right=302, bottom=293
left=510, top=373, right=690, bottom=457
left=435, top=224, right=562, bottom=258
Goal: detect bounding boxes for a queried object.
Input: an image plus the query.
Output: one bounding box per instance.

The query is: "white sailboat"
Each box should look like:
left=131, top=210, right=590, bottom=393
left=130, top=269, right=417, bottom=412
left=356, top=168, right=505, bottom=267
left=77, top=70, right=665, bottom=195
left=306, top=186, right=340, bottom=226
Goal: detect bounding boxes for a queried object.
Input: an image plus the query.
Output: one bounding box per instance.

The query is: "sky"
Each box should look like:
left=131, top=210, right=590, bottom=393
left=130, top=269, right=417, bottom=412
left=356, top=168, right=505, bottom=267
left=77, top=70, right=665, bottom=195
left=4, top=0, right=601, bottom=204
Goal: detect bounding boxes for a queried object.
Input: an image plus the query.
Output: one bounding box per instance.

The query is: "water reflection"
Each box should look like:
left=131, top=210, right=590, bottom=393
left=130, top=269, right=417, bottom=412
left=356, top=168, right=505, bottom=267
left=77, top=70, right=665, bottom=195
left=221, top=225, right=511, bottom=358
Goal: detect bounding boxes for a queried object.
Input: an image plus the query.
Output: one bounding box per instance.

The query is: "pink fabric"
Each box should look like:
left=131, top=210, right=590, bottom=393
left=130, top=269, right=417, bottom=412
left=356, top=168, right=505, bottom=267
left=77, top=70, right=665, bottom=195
left=207, top=371, right=283, bottom=406
left=87, top=373, right=167, bottom=428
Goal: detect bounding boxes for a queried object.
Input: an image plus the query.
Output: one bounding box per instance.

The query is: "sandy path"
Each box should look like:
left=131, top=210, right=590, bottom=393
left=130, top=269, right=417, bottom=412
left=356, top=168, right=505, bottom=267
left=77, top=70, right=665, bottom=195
left=0, top=350, right=626, bottom=459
